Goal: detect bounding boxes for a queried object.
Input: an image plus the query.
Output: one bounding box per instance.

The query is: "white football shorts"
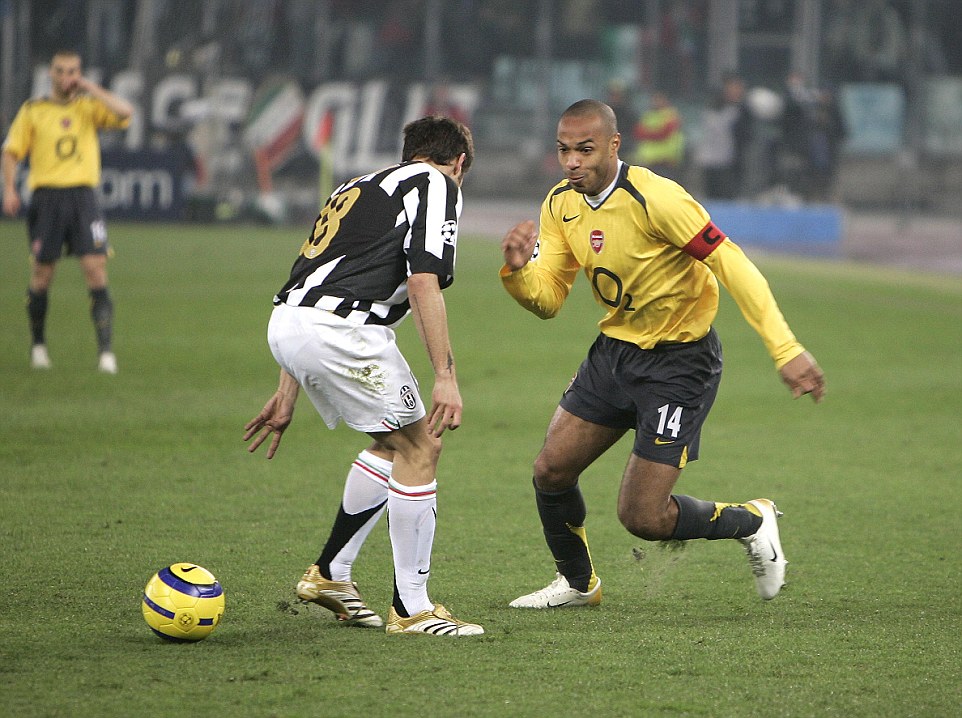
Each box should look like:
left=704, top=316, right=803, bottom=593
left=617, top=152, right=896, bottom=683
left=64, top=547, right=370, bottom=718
left=267, top=303, right=426, bottom=433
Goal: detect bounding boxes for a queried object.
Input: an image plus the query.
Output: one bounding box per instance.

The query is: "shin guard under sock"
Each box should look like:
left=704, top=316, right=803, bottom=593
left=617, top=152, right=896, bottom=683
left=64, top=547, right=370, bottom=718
left=388, top=478, right=437, bottom=617
left=671, top=495, right=763, bottom=540
left=315, top=451, right=390, bottom=582
left=27, top=289, right=48, bottom=346
left=90, top=287, right=113, bottom=353
left=535, top=482, right=594, bottom=592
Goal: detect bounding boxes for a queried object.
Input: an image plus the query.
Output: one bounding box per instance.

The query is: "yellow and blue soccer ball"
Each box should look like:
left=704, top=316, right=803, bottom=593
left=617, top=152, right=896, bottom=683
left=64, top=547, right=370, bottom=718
left=142, top=563, right=225, bottom=642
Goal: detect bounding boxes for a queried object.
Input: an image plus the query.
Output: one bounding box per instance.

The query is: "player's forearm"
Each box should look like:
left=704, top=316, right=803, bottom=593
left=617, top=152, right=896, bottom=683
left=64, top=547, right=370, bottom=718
left=1, top=151, right=19, bottom=192
left=408, top=273, right=457, bottom=380
left=500, top=262, right=569, bottom=320
left=80, top=79, right=134, bottom=119
left=707, top=241, right=805, bottom=368
left=276, top=369, right=300, bottom=401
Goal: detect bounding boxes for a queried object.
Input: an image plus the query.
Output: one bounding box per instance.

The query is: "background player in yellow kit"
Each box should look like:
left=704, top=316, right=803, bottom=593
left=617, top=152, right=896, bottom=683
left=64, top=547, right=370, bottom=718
left=501, top=99, right=825, bottom=608
left=2, top=50, right=132, bottom=373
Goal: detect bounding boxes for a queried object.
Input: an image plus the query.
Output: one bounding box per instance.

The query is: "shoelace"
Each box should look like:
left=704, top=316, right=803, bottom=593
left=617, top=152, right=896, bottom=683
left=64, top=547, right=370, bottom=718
left=742, top=539, right=768, bottom=577
left=527, top=575, right=569, bottom=600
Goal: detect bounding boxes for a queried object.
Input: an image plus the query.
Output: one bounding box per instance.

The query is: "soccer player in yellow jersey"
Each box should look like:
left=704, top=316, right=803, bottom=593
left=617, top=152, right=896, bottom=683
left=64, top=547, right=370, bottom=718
left=501, top=99, right=825, bottom=607
left=2, top=50, right=133, bottom=373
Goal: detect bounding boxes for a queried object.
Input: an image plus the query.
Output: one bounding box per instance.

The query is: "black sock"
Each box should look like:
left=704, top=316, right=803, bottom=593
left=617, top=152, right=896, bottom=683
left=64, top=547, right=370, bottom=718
left=90, top=287, right=113, bottom=353
left=391, top=578, right=408, bottom=617
left=27, top=289, right=48, bottom=345
left=671, top=495, right=763, bottom=540
left=535, top=481, right=594, bottom=591
left=314, top=501, right=386, bottom=579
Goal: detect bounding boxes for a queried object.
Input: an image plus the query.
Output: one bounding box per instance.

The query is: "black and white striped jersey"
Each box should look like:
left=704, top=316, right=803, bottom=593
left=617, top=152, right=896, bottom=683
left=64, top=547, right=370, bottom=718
left=274, top=161, right=461, bottom=327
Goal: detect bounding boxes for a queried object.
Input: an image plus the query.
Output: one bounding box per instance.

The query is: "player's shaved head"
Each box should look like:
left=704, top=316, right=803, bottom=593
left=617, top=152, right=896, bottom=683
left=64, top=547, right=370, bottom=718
left=561, top=99, right=618, bottom=137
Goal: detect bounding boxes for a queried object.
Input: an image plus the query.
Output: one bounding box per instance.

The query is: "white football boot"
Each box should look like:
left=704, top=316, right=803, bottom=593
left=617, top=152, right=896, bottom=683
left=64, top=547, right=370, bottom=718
left=509, top=572, right=602, bottom=609
left=98, top=351, right=118, bottom=374
left=31, top=344, right=51, bottom=369
left=739, top=498, right=787, bottom=600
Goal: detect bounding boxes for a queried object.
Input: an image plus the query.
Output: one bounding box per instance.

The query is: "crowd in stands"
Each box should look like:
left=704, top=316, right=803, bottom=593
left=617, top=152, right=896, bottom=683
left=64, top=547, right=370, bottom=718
left=19, top=0, right=960, bottom=209
left=620, top=71, right=847, bottom=205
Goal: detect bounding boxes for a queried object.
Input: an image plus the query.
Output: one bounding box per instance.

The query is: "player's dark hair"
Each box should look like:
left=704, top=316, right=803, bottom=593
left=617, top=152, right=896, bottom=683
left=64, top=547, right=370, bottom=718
left=402, top=116, right=474, bottom=173
left=561, top=99, right=618, bottom=135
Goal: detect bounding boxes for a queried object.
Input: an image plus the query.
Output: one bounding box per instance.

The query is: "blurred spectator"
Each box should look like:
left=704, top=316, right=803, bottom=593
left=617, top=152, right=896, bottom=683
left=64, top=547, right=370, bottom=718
left=743, top=85, right=784, bottom=199
left=780, top=72, right=818, bottom=200
left=780, top=73, right=846, bottom=202
left=695, top=74, right=750, bottom=200
left=633, top=91, right=685, bottom=182
left=808, top=88, right=847, bottom=202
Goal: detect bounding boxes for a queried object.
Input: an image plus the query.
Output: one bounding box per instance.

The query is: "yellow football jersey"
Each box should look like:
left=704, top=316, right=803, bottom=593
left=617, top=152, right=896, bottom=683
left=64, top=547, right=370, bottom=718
left=501, top=163, right=804, bottom=368
left=2, top=96, right=130, bottom=190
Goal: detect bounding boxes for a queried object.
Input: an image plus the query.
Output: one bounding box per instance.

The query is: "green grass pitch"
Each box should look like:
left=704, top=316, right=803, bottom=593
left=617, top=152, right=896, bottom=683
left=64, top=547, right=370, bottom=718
left=1, top=219, right=960, bottom=717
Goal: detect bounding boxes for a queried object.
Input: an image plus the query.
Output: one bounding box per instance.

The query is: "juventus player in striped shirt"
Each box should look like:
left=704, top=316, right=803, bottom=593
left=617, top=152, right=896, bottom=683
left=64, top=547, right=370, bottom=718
left=501, top=100, right=825, bottom=610
left=244, top=116, right=482, bottom=636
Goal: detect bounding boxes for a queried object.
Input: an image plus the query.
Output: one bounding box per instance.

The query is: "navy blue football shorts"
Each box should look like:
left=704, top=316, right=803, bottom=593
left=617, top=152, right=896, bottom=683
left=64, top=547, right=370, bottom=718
left=559, top=328, right=723, bottom=468
left=28, top=187, right=109, bottom=262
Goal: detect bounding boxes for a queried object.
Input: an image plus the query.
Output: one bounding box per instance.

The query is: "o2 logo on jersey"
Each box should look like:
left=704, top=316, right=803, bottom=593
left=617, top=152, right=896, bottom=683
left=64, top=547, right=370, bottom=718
left=589, top=229, right=604, bottom=254
left=399, top=385, right=417, bottom=410
left=440, top=220, right=457, bottom=245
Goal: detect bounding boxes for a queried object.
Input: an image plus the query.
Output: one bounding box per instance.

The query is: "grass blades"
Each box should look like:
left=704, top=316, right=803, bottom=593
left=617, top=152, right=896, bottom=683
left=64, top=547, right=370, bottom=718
left=1, top=221, right=960, bottom=717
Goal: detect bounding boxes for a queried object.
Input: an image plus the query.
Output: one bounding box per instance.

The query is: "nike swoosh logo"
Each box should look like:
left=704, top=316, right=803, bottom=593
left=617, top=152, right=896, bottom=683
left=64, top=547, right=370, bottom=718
left=181, top=566, right=198, bottom=572
left=562, top=214, right=579, bottom=222
left=654, top=437, right=675, bottom=445
left=417, top=568, right=430, bottom=575
left=546, top=598, right=572, bottom=607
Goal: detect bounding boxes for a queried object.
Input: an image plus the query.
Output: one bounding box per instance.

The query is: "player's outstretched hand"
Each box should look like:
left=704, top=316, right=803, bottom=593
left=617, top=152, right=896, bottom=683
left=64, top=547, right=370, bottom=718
left=779, top=351, right=826, bottom=403
left=244, top=392, right=295, bottom=459
left=502, top=220, right=539, bottom=271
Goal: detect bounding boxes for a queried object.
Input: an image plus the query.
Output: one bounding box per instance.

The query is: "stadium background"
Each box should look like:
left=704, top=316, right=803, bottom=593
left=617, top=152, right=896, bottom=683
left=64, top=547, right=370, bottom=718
left=1, top=0, right=960, bottom=270
left=2, top=6, right=960, bottom=715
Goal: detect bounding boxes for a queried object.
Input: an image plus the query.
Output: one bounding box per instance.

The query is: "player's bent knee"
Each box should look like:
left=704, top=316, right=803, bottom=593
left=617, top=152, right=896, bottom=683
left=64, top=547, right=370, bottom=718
left=617, top=508, right=673, bottom=541
left=532, top=455, right=579, bottom=492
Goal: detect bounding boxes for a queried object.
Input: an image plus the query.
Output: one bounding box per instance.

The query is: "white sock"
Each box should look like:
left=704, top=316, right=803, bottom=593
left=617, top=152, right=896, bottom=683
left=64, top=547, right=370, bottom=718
left=387, top=477, right=437, bottom=616
left=327, top=451, right=390, bottom=582
left=343, top=451, right=391, bottom=513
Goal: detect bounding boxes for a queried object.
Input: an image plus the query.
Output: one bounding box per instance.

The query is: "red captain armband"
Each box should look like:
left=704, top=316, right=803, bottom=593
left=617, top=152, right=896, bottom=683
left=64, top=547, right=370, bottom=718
left=682, top=221, right=728, bottom=260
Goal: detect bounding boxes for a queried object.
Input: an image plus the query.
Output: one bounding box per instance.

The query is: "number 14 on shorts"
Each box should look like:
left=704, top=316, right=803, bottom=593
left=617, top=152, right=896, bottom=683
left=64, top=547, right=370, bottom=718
left=656, top=403, right=683, bottom=440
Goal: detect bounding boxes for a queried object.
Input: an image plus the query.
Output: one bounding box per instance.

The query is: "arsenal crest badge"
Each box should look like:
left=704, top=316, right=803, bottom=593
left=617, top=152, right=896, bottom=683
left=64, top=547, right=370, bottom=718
left=589, top=229, right=604, bottom=254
